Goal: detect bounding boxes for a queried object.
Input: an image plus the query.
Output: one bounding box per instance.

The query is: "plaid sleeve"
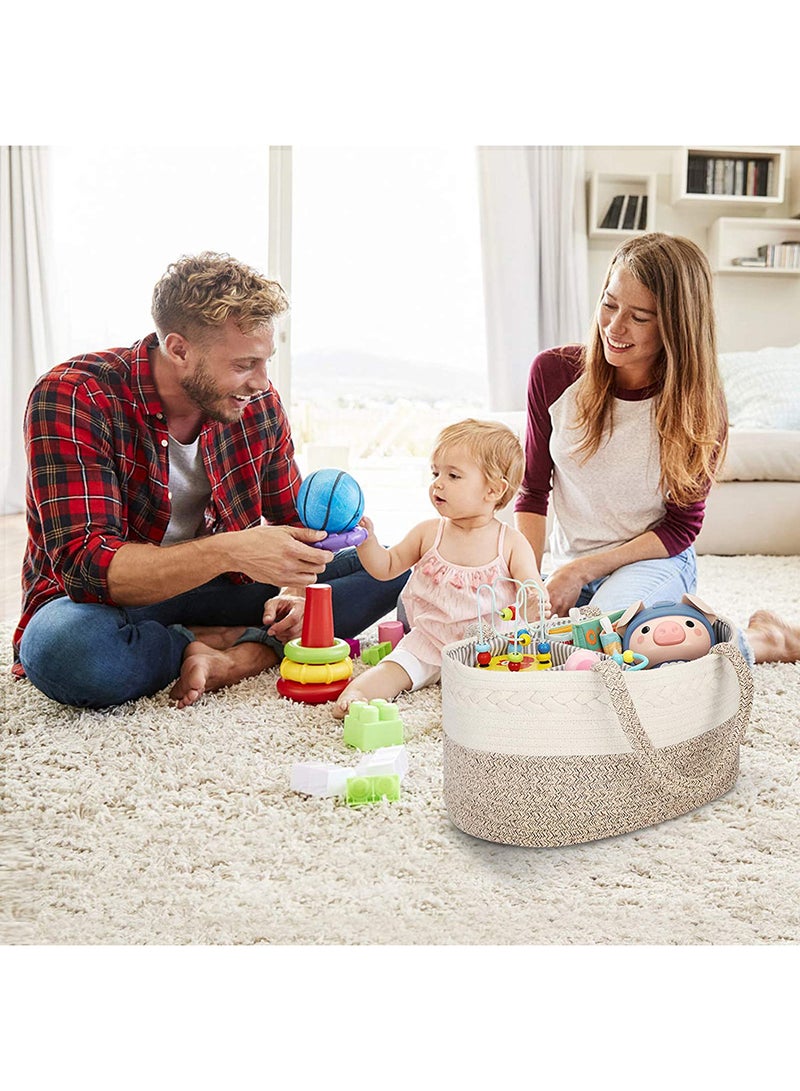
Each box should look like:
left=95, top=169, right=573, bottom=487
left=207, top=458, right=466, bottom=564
left=25, top=374, right=128, bottom=603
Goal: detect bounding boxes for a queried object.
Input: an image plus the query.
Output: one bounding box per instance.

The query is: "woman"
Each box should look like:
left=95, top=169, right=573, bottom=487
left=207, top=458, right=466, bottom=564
left=514, top=232, right=799, bottom=666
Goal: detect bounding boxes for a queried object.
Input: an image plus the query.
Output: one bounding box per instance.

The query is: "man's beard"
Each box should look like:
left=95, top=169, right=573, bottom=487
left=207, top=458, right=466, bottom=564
left=180, top=357, right=244, bottom=423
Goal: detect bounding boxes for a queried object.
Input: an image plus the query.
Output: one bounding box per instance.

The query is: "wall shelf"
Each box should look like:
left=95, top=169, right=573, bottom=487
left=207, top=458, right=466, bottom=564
left=587, top=172, right=656, bottom=239
left=708, top=217, right=800, bottom=275
left=673, top=147, right=785, bottom=206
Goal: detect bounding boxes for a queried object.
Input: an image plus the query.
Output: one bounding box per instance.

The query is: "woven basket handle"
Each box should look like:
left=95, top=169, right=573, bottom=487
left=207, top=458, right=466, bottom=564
left=592, top=642, right=754, bottom=795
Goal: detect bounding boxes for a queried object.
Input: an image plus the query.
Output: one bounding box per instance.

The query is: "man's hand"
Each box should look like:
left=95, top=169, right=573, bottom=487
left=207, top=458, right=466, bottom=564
left=262, top=589, right=307, bottom=642
left=230, top=526, right=334, bottom=587
left=544, top=561, right=587, bottom=619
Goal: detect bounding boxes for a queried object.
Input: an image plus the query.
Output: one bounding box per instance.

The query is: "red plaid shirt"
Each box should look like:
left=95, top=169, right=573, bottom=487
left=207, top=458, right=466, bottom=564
left=13, top=333, right=303, bottom=676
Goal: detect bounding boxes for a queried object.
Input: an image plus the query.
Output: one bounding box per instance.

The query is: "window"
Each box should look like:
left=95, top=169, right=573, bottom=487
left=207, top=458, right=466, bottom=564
left=49, top=146, right=270, bottom=358
left=47, top=145, right=488, bottom=537
left=290, top=146, right=488, bottom=535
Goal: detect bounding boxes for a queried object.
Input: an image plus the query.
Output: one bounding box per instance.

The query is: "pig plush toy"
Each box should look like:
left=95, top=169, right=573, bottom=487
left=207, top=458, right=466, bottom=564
left=615, top=594, right=718, bottom=669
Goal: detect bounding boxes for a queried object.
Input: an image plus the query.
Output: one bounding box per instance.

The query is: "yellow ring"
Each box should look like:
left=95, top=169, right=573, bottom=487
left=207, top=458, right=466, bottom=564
left=279, top=657, right=353, bottom=685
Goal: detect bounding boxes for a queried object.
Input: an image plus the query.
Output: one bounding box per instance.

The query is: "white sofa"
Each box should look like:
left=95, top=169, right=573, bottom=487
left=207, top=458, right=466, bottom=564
left=495, top=342, right=800, bottom=556
left=697, top=343, right=800, bottom=555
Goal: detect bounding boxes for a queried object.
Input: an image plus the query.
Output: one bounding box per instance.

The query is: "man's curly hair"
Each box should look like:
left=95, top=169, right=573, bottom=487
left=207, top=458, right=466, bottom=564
left=151, top=252, right=289, bottom=343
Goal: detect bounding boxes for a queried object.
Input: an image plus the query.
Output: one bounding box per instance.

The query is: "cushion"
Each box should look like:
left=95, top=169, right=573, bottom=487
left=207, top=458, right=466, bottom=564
left=718, top=343, right=800, bottom=430
left=718, top=430, right=800, bottom=482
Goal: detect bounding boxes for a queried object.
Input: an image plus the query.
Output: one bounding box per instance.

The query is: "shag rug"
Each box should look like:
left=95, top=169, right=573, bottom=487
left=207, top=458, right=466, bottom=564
left=2, top=555, right=799, bottom=946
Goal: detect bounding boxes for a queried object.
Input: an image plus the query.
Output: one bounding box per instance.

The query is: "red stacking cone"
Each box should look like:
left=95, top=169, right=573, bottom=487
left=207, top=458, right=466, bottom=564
left=277, top=583, right=352, bottom=703
left=302, top=583, right=335, bottom=648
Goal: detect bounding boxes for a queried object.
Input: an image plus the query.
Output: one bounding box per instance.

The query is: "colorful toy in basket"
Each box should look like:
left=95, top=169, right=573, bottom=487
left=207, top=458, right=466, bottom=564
left=473, top=579, right=654, bottom=672
left=474, top=577, right=551, bottom=671
left=615, top=594, right=718, bottom=669
left=296, top=467, right=368, bottom=551
left=277, top=583, right=353, bottom=703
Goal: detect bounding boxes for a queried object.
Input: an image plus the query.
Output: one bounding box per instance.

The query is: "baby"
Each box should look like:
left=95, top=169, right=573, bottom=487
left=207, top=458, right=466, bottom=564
left=333, top=418, right=550, bottom=716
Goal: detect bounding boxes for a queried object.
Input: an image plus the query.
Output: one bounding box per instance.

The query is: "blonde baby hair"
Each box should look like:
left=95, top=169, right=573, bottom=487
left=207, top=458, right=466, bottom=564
left=432, top=418, right=524, bottom=510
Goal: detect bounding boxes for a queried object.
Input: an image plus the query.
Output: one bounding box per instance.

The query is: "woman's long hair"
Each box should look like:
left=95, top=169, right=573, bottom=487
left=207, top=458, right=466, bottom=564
left=574, top=233, right=728, bottom=507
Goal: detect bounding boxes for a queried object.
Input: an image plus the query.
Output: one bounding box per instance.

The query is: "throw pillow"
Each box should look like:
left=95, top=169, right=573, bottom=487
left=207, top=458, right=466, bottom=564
left=718, top=343, right=800, bottom=430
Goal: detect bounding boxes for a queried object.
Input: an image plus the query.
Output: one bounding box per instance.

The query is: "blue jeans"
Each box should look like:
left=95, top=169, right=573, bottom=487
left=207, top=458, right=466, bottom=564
left=573, top=547, right=698, bottom=613
left=18, top=548, right=409, bottom=709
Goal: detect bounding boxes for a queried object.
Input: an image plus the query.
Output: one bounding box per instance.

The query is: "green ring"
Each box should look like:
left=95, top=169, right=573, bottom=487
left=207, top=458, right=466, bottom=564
left=282, top=637, right=351, bottom=665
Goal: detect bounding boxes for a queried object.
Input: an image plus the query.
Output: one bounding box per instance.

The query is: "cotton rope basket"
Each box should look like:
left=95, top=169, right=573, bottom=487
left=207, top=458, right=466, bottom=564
left=441, top=580, right=754, bottom=848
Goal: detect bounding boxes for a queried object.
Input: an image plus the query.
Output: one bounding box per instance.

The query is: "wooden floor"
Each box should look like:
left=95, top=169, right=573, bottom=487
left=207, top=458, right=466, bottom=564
left=1, top=514, right=26, bottom=625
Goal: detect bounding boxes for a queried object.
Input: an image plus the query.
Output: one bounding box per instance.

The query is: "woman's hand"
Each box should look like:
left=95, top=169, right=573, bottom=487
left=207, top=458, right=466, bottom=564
left=544, top=562, right=587, bottom=618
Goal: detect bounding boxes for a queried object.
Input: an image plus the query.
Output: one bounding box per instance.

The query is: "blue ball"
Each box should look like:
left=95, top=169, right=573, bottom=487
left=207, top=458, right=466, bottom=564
left=296, top=469, right=365, bottom=533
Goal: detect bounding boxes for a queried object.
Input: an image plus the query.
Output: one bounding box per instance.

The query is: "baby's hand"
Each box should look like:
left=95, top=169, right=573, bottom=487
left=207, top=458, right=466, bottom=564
left=357, top=515, right=376, bottom=538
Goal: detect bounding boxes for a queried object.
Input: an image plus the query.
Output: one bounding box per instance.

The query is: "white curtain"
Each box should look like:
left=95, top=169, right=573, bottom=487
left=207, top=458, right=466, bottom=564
left=0, top=146, right=55, bottom=514
left=477, top=146, right=590, bottom=411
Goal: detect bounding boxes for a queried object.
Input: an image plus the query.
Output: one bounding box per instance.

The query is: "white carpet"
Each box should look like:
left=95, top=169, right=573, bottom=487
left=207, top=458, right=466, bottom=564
left=2, top=554, right=799, bottom=946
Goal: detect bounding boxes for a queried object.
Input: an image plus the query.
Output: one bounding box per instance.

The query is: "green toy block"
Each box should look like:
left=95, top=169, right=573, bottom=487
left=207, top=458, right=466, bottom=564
left=342, top=698, right=405, bottom=751
left=345, top=774, right=401, bottom=806
left=571, top=608, right=625, bottom=651
left=361, top=641, right=392, bottom=666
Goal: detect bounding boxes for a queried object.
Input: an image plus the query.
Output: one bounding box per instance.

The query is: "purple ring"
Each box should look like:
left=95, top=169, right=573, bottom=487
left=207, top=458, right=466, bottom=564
left=313, top=526, right=368, bottom=551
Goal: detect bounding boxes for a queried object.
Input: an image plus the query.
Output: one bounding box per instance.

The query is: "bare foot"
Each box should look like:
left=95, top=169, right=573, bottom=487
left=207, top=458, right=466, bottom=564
left=745, top=610, right=800, bottom=664
left=170, top=641, right=277, bottom=708
left=189, top=625, right=247, bottom=650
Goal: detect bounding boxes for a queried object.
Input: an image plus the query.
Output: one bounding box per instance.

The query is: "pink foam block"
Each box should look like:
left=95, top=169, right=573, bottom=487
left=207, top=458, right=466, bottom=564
left=378, top=621, right=405, bottom=649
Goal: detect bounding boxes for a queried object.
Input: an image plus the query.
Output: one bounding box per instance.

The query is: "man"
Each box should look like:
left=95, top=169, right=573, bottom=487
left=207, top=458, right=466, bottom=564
left=13, top=252, right=408, bottom=708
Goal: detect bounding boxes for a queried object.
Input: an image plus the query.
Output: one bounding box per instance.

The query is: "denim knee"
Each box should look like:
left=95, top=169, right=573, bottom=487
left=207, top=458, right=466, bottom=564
left=19, top=597, right=190, bottom=709
left=585, top=549, right=698, bottom=614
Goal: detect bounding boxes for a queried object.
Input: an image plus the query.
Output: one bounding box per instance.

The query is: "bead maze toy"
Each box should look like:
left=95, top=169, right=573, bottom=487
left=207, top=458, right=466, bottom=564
left=296, top=467, right=368, bottom=551
left=474, top=578, right=551, bottom=672
left=276, top=583, right=353, bottom=703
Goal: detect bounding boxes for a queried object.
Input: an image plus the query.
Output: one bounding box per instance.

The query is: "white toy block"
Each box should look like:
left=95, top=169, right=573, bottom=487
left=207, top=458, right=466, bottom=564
left=353, top=745, right=408, bottom=781
left=290, top=762, right=349, bottom=798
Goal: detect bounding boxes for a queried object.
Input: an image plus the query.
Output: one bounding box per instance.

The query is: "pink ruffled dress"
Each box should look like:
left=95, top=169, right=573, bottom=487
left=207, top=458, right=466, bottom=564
left=397, top=519, right=514, bottom=666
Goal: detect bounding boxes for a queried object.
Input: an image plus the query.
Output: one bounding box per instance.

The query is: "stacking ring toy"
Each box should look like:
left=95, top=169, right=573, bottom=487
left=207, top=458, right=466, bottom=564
left=282, top=637, right=351, bottom=665
left=279, top=657, right=353, bottom=685
left=276, top=677, right=350, bottom=704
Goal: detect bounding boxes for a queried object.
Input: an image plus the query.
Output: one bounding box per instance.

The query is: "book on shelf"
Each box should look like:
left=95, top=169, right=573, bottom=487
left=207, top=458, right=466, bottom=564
left=732, top=256, right=767, bottom=268
left=756, top=241, right=800, bottom=269
left=733, top=159, right=745, bottom=196
left=636, top=195, right=648, bottom=231
left=599, top=193, right=625, bottom=229
left=598, top=192, right=648, bottom=232
left=621, top=194, right=640, bottom=231
left=686, top=153, right=773, bottom=198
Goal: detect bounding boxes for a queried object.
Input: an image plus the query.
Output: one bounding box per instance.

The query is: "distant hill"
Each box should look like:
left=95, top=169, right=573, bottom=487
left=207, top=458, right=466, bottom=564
left=292, top=350, right=488, bottom=405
